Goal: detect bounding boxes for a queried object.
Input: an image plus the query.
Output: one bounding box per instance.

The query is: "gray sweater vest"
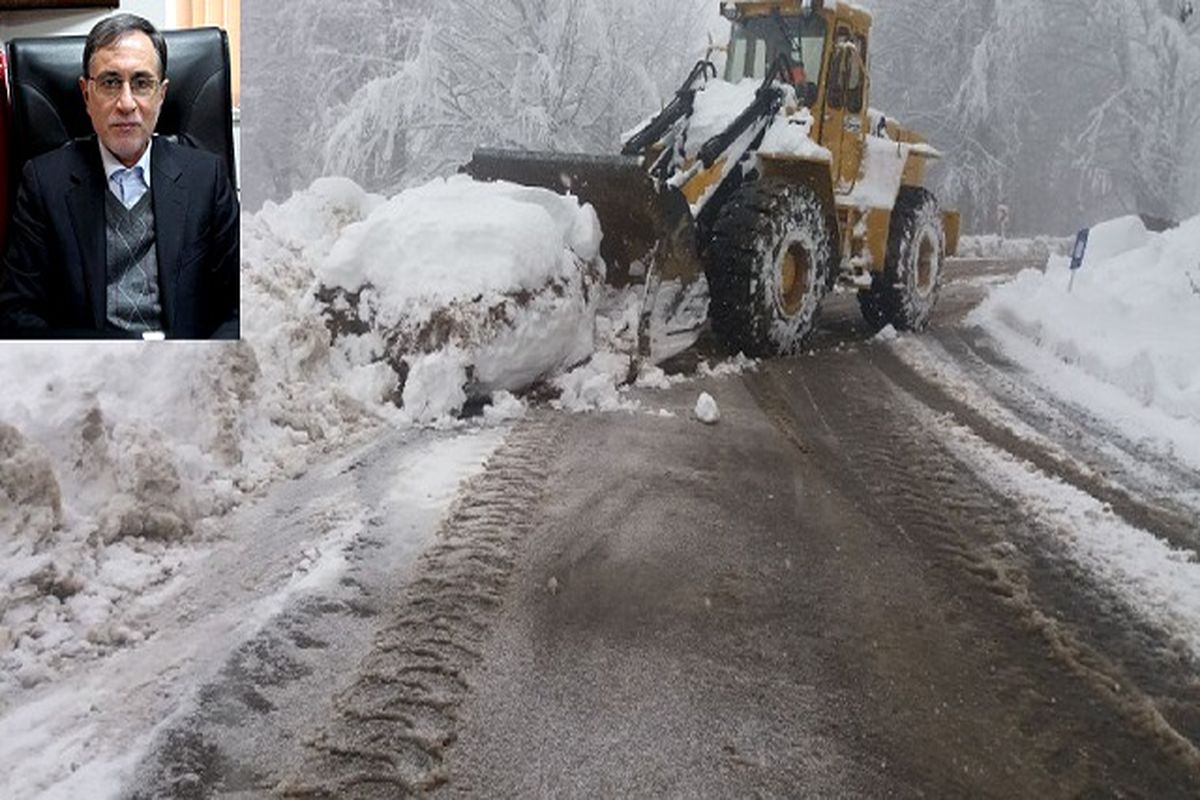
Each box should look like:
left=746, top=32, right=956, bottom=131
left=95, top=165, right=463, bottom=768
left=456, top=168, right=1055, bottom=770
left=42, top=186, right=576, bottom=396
left=105, top=189, right=163, bottom=332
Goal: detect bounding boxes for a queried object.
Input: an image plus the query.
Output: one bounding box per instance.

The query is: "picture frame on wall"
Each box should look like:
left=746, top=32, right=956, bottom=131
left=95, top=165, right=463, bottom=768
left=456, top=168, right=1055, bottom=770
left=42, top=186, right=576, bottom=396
left=0, top=1, right=118, bottom=10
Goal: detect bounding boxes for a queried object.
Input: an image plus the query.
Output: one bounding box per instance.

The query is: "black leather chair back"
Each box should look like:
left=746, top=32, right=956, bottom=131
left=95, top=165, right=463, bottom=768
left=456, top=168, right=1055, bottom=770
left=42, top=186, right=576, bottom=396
left=4, top=26, right=236, bottom=190
left=0, top=51, right=10, bottom=254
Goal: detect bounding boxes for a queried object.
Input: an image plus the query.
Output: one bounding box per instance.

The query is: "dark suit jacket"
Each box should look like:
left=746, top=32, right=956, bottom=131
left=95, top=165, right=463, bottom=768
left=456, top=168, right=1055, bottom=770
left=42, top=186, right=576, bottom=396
left=0, top=136, right=239, bottom=339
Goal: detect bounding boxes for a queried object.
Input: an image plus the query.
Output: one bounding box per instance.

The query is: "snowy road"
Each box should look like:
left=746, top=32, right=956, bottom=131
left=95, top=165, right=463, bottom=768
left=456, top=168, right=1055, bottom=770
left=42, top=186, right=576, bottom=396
left=422, top=263, right=1200, bottom=798
left=0, top=425, right=507, bottom=799
left=8, top=259, right=1198, bottom=798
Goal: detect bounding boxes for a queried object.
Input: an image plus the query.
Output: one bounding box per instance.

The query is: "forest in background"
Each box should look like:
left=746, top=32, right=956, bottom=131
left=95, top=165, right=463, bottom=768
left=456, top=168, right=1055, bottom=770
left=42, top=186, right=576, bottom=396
left=242, top=0, right=1200, bottom=235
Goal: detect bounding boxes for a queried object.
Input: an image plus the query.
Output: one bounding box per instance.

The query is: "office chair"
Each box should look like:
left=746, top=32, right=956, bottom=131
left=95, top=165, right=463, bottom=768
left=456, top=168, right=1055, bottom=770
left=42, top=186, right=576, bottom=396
left=0, top=51, right=10, bottom=254
left=4, top=26, right=236, bottom=198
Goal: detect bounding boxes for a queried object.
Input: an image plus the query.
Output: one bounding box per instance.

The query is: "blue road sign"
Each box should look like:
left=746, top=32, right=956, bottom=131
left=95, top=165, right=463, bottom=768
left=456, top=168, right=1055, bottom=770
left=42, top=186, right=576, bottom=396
left=1070, top=228, right=1090, bottom=272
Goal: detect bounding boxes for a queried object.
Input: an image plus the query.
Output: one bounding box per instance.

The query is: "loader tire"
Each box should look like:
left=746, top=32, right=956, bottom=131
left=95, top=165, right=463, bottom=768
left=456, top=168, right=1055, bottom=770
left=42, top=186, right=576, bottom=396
left=706, top=179, right=833, bottom=357
left=858, top=186, right=945, bottom=331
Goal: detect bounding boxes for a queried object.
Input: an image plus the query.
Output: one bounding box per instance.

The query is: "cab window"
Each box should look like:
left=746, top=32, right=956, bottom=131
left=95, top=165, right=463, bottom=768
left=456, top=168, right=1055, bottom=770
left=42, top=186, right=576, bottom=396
left=724, top=14, right=827, bottom=86
left=846, top=35, right=867, bottom=114
left=827, top=30, right=849, bottom=109
left=827, top=29, right=867, bottom=113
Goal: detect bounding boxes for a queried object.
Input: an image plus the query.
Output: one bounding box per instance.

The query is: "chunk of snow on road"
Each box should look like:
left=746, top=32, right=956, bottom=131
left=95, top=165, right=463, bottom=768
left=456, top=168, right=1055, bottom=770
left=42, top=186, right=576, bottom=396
left=695, top=392, right=721, bottom=424
left=401, top=349, right=470, bottom=424
left=554, top=352, right=638, bottom=413
left=700, top=353, right=759, bottom=377
left=874, top=324, right=899, bottom=342
left=483, top=391, right=527, bottom=423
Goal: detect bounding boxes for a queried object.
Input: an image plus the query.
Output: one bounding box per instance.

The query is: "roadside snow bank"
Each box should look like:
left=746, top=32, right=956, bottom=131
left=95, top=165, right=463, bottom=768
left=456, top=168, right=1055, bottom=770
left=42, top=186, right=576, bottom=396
left=0, top=178, right=406, bottom=699
left=315, top=175, right=604, bottom=420
left=971, top=214, right=1200, bottom=426
left=956, top=234, right=1070, bottom=261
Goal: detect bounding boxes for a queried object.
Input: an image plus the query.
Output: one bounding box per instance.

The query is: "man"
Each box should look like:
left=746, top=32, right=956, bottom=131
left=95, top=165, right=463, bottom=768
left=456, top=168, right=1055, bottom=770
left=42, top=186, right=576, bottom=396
left=0, top=14, right=238, bottom=339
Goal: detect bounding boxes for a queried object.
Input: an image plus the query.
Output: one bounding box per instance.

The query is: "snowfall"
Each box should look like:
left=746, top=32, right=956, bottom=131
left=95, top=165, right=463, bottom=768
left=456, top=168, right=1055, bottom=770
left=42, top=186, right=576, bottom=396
left=2, top=103, right=1199, bottom=799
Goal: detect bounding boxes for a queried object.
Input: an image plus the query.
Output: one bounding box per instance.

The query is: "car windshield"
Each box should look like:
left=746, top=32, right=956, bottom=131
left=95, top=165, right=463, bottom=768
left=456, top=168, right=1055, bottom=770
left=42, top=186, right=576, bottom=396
left=724, top=13, right=827, bottom=85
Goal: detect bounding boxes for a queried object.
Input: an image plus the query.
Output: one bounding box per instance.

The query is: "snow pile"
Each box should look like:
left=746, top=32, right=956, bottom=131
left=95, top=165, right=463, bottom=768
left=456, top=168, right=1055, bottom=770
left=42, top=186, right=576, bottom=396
left=553, top=352, right=638, bottom=413
left=315, top=175, right=604, bottom=421
left=971, top=213, right=1200, bottom=424
left=0, top=179, right=411, bottom=698
left=242, top=175, right=403, bottom=418
left=482, top=390, right=527, bottom=423
left=636, top=363, right=686, bottom=390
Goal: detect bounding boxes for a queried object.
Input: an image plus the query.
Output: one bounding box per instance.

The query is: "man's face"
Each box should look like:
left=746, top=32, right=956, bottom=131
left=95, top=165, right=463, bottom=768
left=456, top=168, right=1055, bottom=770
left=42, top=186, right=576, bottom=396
left=79, top=32, right=168, bottom=167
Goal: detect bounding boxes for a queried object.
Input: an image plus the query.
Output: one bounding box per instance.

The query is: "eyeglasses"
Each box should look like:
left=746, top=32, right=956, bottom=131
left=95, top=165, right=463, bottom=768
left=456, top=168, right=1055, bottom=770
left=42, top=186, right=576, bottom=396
left=89, top=73, right=161, bottom=99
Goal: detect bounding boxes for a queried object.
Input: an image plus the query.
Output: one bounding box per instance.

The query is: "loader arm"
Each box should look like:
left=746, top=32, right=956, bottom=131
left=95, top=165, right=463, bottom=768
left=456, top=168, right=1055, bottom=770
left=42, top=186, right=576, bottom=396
left=696, top=79, right=785, bottom=169
left=621, top=59, right=718, bottom=157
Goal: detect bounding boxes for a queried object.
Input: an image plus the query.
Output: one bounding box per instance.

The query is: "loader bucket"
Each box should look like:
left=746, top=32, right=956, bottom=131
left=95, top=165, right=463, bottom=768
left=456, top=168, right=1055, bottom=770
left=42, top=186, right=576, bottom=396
left=464, top=148, right=702, bottom=289
left=465, top=148, right=710, bottom=363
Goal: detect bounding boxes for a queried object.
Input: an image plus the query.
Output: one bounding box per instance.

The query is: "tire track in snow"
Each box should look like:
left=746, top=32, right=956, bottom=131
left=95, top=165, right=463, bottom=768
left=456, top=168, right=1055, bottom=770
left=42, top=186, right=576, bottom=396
left=891, top=391, right=1200, bottom=777
left=750, top=354, right=1200, bottom=792
left=876, top=332, right=1200, bottom=754
left=277, top=412, right=559, bottom=798
left=116, top=428, right=505, bottom=800
left=873, top=339, right=1200, bottom=553
left=929, top=326, right=1200, bottom=530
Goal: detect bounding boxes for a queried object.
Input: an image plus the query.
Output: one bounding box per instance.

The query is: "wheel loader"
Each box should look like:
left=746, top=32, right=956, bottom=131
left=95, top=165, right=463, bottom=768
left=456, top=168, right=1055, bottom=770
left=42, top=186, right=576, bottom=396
left=465, top=0, right=960, bottom=361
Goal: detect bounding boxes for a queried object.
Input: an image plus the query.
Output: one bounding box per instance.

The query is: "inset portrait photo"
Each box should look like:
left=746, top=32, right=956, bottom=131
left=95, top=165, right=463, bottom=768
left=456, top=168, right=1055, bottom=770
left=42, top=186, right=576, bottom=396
left=0, top=6, right=239, bottom=339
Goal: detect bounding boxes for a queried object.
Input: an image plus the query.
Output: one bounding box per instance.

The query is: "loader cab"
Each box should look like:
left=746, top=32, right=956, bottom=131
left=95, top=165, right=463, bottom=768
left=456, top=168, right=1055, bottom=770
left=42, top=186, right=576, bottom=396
left=816, top=16, right=871, bottom=193
left=724, top=12, right=827, bottom=105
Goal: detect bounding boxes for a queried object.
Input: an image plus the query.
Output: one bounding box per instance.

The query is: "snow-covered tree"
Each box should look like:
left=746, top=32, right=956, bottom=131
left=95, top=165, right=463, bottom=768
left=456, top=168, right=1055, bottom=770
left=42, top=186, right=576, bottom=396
left=320, top=0, right=714, bottom=194
left=872, top=0, right=1200, bottom=233
left=241, top=0, right=435, bottom=209
left=1058, top=0, right=1200, bottom=223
